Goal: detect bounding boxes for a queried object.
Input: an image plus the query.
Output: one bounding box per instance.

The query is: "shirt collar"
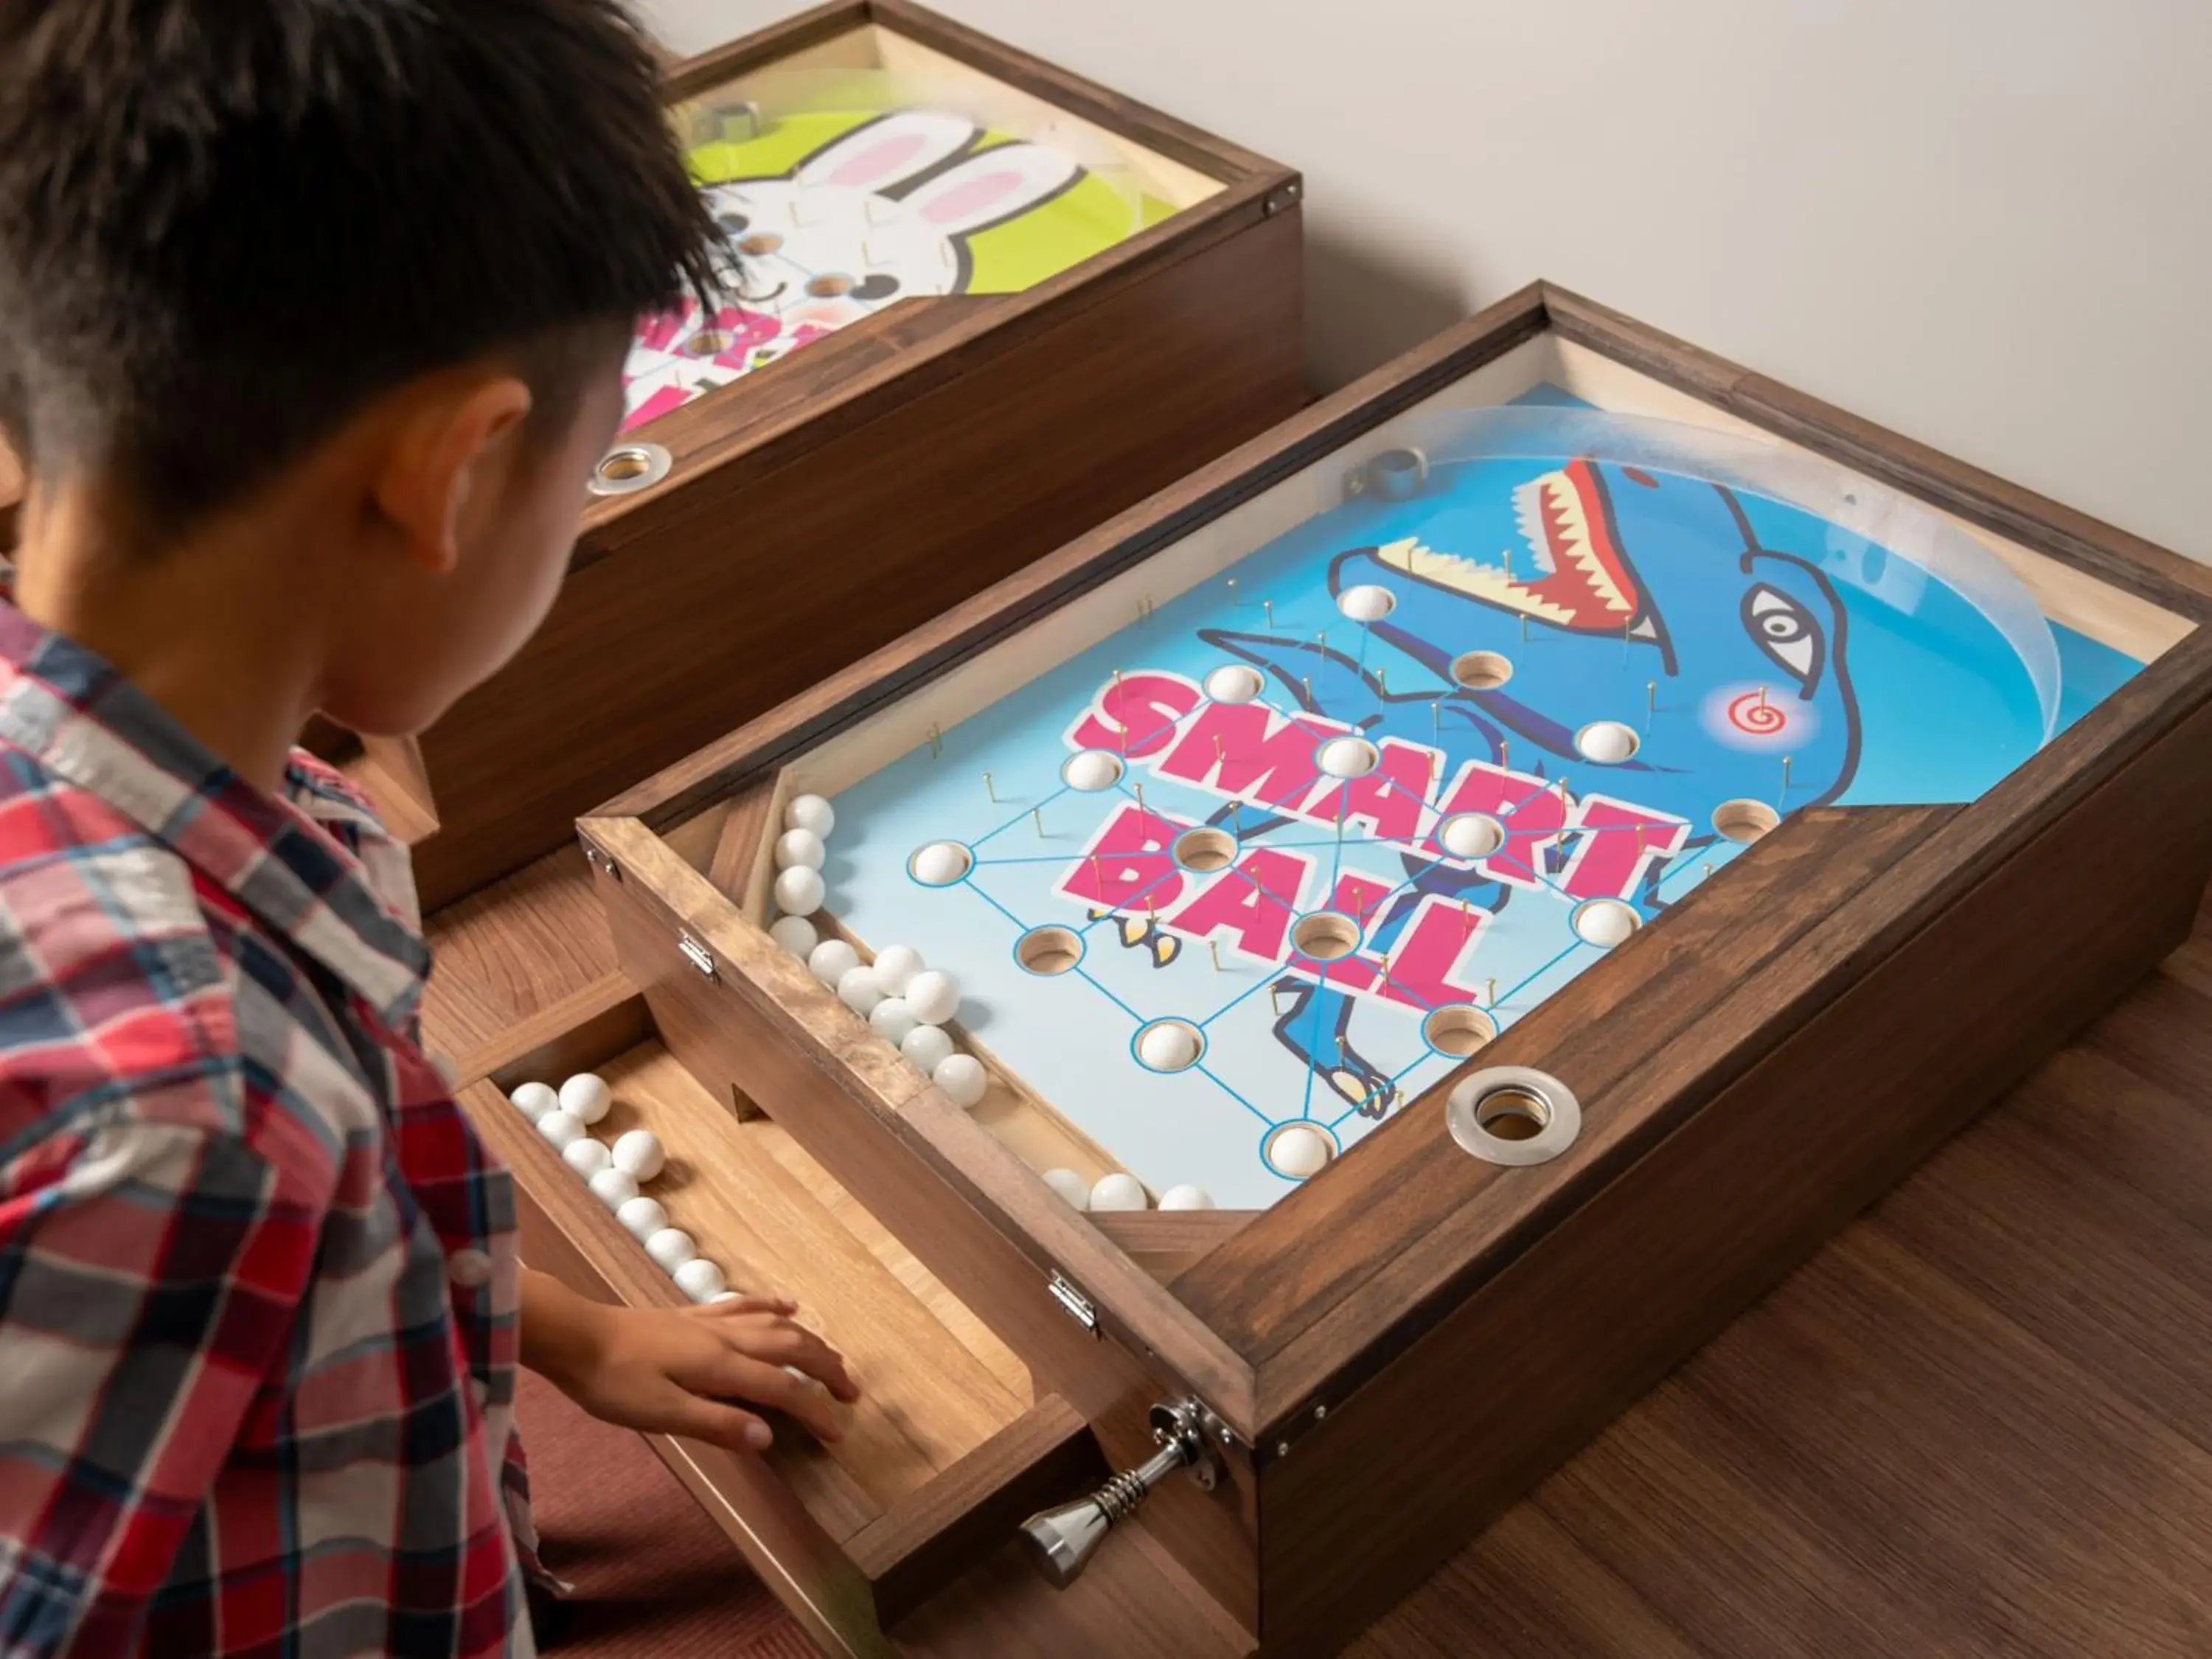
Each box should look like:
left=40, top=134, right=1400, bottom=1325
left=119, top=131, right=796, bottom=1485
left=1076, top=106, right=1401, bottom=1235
left=0, top=599, right=430, bottom=1029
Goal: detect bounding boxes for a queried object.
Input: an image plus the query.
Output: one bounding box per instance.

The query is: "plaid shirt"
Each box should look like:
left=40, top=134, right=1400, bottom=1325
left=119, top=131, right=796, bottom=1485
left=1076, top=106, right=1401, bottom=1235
left=0, top=602, right=538, bottom=1658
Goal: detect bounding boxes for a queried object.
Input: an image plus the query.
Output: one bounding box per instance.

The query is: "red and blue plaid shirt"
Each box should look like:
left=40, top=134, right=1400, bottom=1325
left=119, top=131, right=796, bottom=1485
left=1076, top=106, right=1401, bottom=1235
left=0, top=601, right=538, bottom=1657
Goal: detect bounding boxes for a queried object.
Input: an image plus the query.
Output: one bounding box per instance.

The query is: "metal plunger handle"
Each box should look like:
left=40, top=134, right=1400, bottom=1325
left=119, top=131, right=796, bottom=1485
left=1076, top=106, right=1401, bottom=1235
left=1018, top=1399, right=1226, bottom=1588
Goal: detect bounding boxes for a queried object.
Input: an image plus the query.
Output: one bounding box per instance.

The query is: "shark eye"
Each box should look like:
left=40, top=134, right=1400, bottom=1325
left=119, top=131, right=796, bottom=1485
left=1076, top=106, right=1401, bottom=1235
left=1742, top=583, right=1824, bottom=688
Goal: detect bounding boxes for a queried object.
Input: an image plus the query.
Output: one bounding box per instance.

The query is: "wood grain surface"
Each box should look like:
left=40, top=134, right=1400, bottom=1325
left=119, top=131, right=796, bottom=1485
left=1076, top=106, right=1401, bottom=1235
left=1350, top=883, right=2212, bottom=1659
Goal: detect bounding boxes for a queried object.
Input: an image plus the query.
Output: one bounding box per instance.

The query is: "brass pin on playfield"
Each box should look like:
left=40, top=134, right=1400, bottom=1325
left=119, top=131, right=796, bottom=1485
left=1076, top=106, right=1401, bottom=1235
left=983, top=771, right=996, bottom=803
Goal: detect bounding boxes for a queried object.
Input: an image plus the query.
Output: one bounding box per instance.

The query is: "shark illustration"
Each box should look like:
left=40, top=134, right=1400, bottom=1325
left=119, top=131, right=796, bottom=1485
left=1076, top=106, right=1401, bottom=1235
left=1127, top=457, right=1866, bottom=1117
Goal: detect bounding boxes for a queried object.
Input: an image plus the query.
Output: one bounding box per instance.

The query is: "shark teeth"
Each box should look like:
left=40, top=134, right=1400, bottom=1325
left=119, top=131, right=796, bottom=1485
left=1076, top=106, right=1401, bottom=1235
left=1514, top=471, right=1635, bottom=618
left=1373, top=535, right=1581, bottom=627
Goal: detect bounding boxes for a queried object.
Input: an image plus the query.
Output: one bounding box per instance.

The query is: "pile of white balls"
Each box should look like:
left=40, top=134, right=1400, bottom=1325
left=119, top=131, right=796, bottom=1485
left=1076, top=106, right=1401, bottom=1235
left=509, top=1072, right=734, bottom=1304
left=765, top=793, right=993, bottom=1112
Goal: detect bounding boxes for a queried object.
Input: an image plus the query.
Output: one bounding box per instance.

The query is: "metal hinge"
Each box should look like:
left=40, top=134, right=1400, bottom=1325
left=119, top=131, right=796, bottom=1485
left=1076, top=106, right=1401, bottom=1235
left=1262, top=178, right=1303, bottom=217
left=677, top=933, right=717, bottom=980
left=1047, top=1271, right=1099, bottom=1336
left=581, top=842, right=619, bottom=881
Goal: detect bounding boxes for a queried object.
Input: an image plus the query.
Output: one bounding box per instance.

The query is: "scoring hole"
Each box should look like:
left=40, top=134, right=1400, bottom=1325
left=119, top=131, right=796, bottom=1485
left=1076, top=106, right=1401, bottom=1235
left=807, top=272, right=854, bottom=297
left=1713, top=799, right=1781, bottom=844
left=1290, top=911, right=1361, bottom=962
left=1451, top=650, right=1514, bottom=691
left=1016, top=925, right=1083, bottom=976
left=1173, top=827, right=1238, bottom=873
left=739, top=232, right=783, bottom=255
left=1424, top=1004, right=1498, bottom=1057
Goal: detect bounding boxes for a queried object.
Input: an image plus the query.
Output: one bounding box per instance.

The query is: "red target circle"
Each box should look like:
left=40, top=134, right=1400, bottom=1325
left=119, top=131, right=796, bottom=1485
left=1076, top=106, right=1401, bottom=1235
left=1727, top=691, right=1788, bottom=737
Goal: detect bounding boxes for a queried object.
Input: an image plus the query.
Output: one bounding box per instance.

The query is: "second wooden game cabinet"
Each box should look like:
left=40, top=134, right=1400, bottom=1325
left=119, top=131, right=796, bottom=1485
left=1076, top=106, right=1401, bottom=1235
left=330, top=0, right=1306, bottom=914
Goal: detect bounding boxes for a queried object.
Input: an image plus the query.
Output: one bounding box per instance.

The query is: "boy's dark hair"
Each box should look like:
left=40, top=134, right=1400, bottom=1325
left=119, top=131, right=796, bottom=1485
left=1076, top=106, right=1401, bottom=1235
left=0, top=0, right=720, bottom=526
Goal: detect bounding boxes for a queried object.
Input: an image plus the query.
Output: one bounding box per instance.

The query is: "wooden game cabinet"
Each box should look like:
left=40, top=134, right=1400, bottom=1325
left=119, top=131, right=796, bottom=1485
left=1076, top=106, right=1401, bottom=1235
left=464, top=285, right=2212, bottom=1657
left=352, top=0, right=1304, bottom=914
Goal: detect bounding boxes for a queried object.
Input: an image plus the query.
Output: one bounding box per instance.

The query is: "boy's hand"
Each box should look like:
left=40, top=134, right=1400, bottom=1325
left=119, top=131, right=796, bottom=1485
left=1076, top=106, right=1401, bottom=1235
left=522, top=1270, right=860, bottom=1453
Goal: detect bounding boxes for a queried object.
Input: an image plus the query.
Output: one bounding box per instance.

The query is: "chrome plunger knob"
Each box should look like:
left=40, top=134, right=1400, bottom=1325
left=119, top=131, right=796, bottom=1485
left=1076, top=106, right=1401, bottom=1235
left=1019, top=1399, right=1225, bottom=1588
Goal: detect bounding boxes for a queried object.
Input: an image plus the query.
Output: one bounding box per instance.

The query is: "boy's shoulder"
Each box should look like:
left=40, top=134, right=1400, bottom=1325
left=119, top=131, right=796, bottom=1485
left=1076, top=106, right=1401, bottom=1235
left=0, top=740, right=256, bottom=1138
left=0, top=737, right=392, bottom=1180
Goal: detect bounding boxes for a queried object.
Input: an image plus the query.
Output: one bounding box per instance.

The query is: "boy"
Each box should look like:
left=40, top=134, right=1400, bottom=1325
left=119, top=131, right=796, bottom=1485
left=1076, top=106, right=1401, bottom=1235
left=0, top=3, right=858, bottom=1655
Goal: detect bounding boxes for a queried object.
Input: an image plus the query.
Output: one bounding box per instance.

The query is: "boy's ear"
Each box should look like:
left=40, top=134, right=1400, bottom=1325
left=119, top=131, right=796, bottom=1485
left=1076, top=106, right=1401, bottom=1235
left=372, top=373, right=535, bottom=574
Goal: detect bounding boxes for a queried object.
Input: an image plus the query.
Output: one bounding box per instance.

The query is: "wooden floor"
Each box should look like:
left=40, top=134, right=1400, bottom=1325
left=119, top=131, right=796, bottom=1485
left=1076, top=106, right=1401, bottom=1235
left=431, top=854, right=2212, bottom=1656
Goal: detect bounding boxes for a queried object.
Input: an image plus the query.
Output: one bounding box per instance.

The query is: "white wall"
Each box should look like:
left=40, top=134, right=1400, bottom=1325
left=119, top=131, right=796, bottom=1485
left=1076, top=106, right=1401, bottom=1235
left=644, top=0, right=2212, bottom=563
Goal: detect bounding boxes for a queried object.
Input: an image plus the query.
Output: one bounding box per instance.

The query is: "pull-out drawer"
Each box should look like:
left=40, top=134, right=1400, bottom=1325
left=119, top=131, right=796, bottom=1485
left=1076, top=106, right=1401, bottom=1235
left=454, top=969, right=1254, bottom=1656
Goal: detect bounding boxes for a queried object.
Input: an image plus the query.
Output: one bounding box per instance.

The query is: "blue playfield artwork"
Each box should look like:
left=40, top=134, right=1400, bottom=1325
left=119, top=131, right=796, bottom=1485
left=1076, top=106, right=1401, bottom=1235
left=824, top=402, right=2141, bottom=1208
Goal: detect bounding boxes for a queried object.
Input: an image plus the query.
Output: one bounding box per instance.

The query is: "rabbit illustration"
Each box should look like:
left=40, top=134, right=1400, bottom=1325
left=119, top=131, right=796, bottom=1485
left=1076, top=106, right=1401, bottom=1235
left=622, top=109, right=1085, bottom=425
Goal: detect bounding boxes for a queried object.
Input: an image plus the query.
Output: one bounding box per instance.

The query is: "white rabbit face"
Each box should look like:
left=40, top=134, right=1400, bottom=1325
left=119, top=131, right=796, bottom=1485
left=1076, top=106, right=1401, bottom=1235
left=706, top=180, right=961, bottom=321
left=621, top=109, right=1086, bottom=428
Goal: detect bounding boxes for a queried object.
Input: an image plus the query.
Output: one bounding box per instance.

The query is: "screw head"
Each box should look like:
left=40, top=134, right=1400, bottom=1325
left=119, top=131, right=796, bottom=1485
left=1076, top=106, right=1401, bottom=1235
left=1313, top=1403, right=1328, bottom=1421
left=1275, top=1440, right=1292, bottom=1458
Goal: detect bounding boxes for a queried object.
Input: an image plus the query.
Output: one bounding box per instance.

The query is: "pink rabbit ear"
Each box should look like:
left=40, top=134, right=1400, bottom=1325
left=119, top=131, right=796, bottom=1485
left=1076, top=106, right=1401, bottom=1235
left=900, top=142, right=1082, bottom=237
left=793, top=110, right=978, bottom=191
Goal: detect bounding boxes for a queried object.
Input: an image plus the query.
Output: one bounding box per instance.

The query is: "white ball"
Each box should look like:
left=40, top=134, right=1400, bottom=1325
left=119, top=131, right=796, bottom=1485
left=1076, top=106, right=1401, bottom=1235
left=900, top=1025, right=955, bottom=1073
left=674, top=1257, right=727, bottom=1302
left=616, top=1194, right=667, bottom=1241
left=1440, top=813, right=1506, bottom=859
left=1270, top=1124, right=1332, bottom=1179
left=1042, top=1168, right=1091, bottom=1210
left=775, top=827, right=826, bottom=871
left=911, top=841, right=970, bottom=886
left=509, top=1081, right=558, bottom=1123
left=645, top=1227, right=696, bottom=1272
left=558, top=1074, right=611, bottom=1125
left=869, top=996, right=918, bottom=1047
left=1160, top=1184, right=1216, bottom=1211
left=836, top=964, right=885, bottom=1017
left=1089, top=1172, right=1149, bottom=1211
left=1317, top=737, right=1378, bottom=779
left=769, top=915, right=818, bottom=958
left=1062, top=750, right=1123, bottom=792
left=562, top=1137, right=611, bottom=1179
left=872, top=944, right=924, bottom=997
left=773, top=865, right=826, bottom=917
left=933, top=1052, right=988, bottom=1109
left=785, top=793, right=835, bottom=837
left=1136, top=1022, right=1200, bottom=1073
left=536, top=1108, right=585, bottom=1151
left=807, top=938, right=860, bottom=987
left=1204, top=664, right=1265, bottom=704
left=611, top=1128, right=665, bottom=1181
left=904, top=969, right=961, bottom=1026
left=1338, top=584, right=1397, bottom=622
left=1574, top=899, right=1640, bottom=948
left=1574, top=720, right=1641, bottom=765
left=589, top=1167, right=639, bottom=1211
